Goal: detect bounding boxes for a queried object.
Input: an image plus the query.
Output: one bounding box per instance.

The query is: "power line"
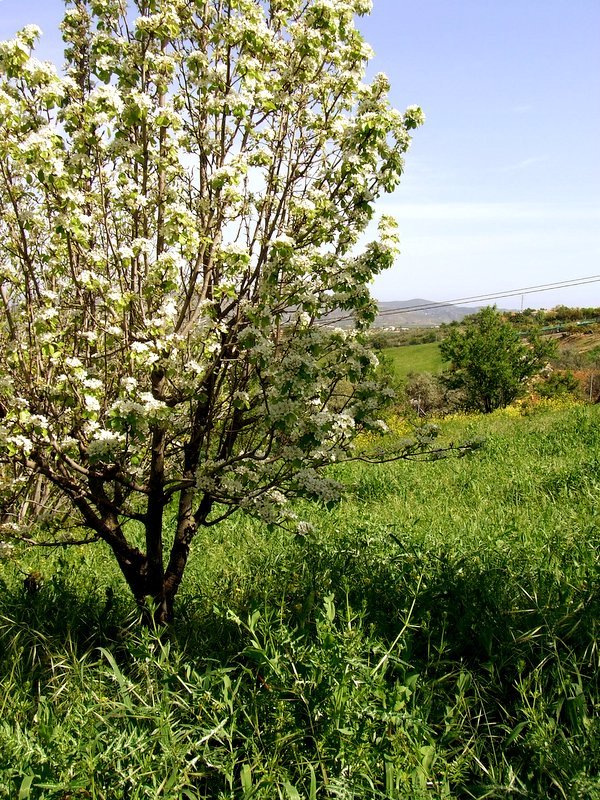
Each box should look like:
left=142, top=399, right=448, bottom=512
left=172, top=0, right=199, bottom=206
left=322, top=274, right=600, bottom=325
left=376, top=275, right=600, bottom=317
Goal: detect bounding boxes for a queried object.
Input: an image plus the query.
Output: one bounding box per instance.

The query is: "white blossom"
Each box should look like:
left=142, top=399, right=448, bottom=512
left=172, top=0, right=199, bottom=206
left=88, top=429, right=126, bottom=460
left=84, top=394, right=101, bottom=412
left=139, top=392, right=166, bottom=413
left=83, top=378, right=103, bottom=391
left=120, top=377, right=138, bottom=393
left=88, top=83, right=124, bottom=116
left=0, top=541, right=15, bottom=558
left=8, top=435, right=33, bottom=455
left=0, top=0, right=421, bottom=613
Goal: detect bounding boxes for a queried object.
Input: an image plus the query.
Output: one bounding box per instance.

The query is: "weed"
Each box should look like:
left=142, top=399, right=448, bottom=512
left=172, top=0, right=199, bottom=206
left=0, top=404, right=598, bottom=798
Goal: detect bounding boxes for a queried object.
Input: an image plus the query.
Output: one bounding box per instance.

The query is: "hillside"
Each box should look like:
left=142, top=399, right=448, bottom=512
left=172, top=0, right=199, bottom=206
left=373, top=299, right=483, bottom=327
left=323, top=299, right=482, bottom=328
left=1, top=405, right=598, bottom=798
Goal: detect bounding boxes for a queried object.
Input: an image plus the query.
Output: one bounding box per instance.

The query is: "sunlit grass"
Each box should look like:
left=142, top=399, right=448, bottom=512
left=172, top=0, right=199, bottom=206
left=383, top=342, right=448, bottom=380
left=0, top=403, right=598, bottom=798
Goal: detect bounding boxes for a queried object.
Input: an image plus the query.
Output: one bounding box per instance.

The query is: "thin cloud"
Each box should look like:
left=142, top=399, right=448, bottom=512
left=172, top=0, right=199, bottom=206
left=499, top=156, right=549, bottom=173
left=510, top=104, right=534, bottom=114
left=377, top=201, right=600, bottom=224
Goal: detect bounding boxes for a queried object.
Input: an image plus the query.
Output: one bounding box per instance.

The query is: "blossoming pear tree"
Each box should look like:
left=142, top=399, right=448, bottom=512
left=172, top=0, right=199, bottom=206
left=0, top=0, right=425, bottom=623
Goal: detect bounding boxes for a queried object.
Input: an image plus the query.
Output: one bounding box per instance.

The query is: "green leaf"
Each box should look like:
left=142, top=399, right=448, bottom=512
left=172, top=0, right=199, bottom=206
left=284, top=781, right=302, bottom=800
left=324, top=593, right=336, bottom=622
left=18, top=775, right=34, bottom=800
left=420, top=745, right=436, bottom=773
left=504, top=720, right=528, bottom=746
left=240, top=764, right=252, bottom=796
left=308, top=764, right=317, bottom=800
left=99, top=647, right=133, bottom=711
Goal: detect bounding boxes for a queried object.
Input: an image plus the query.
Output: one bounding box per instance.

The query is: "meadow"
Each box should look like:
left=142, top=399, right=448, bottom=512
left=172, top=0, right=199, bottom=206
left=0, top=401, right=598, bottom=798
left=382, top=342, right=447, bottom=380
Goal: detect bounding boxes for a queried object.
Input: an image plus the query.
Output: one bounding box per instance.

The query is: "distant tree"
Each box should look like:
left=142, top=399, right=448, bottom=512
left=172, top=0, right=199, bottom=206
left=546, top=305, right=582, bottom=323
left=585, top=347, right=600, bottom=366
left=508, top=308, right=544, bottom=327
left=0, top=1, right=425, bottom=624
left=538, top=370, right=579, bottom=400
left=369, top=332, right=393, bottom=352
left=581, top=307, right=600, bottom=319
left=440, top=307, right=555, bottom=413
left=403, top=372, right=446, bottom=416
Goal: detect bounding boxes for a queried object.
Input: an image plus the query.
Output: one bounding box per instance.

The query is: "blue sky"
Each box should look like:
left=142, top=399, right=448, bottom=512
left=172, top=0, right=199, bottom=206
left=1, top=0, right=599, bottom=308
left=361, top=0, right=600, bottom=308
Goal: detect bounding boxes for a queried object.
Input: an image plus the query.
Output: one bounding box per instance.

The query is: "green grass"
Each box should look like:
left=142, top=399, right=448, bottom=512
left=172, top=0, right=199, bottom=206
left=383, top=342, right=447, bottom=380
left=0, top=403, right=599, bottom=798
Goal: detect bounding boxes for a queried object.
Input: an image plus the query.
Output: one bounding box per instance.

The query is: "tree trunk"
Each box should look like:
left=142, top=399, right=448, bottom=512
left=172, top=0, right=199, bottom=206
left=145, top=369, right=168, bottom=622
left=112, top=545, right=149, bottom=609
left=98, top=482, right=212, bottom=626
left=156, top=491, right=213, bottom=625
left=146, top=425, right=167, bottom=620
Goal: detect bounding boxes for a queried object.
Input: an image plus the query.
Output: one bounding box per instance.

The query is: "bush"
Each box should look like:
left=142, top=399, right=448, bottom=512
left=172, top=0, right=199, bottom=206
left=538, top=370, right=580, bottom=399
left=403, top=372, right=461, bottom=416
left=440, top=307, right=555, bottom=413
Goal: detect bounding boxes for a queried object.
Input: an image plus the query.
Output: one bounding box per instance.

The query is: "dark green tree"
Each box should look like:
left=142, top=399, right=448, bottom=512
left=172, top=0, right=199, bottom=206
left=440, top=306, right=555, bottom=413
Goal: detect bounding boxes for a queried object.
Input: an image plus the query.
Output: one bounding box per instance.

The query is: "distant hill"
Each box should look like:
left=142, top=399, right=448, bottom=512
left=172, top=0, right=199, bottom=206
left=323, top=299, right=483, bottom=328
left=373, top=299, right=483, bottom=328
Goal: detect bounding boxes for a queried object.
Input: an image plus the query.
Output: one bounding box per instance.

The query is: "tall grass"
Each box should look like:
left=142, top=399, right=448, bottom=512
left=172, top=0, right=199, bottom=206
left=0, top=403, right=598, bottom=798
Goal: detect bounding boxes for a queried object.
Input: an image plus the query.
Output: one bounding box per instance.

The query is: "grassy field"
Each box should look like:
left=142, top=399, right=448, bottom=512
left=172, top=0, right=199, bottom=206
left=382, top=326, right=600, bottom=384
left=0, top=402, right=598, bottom=798
left=383, top=342, right=447, bottom=380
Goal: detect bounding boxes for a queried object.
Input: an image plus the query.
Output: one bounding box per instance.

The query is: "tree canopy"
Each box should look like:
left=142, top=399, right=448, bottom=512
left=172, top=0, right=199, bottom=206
left=0, top=0, right=424, bottom=622
left=440, top=306, right=555, bottom=413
